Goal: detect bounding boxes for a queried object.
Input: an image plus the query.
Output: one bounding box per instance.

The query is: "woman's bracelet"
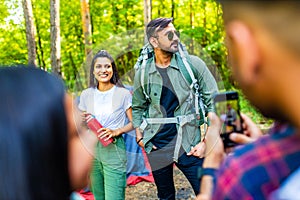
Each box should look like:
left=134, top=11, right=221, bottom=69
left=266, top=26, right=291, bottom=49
left=136, top=137, right=143, bottom=144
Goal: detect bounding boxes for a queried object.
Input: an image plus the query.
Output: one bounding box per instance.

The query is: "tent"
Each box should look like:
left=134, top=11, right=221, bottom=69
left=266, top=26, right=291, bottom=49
left=124, top=129, right=154, bottom=185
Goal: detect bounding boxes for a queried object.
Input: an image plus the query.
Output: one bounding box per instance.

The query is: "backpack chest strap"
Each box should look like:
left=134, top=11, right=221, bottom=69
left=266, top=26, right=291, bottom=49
left=139, top=113, right=196, bottom=162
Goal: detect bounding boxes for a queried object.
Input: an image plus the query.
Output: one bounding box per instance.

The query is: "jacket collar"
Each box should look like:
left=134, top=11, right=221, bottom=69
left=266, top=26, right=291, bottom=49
left=148, top=54, right=180, bottom=74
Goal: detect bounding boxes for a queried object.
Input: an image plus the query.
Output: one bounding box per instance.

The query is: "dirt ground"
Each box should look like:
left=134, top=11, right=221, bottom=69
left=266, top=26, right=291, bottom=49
left=125, top=166, right=195, bottom=200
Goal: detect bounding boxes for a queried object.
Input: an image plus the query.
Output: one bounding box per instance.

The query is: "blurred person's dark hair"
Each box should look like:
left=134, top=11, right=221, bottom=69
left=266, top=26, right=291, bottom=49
left=222, top=0, right=300, bottom=55
left=0, top=66, right=70, bottom=200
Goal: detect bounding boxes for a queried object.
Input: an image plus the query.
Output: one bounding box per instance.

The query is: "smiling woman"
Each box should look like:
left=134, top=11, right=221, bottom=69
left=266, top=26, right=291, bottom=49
left=78, top=50, right=134, bottom=200
left=93, top=57, right=114, bottom=88
left=89, top=50, right=123, bottom=88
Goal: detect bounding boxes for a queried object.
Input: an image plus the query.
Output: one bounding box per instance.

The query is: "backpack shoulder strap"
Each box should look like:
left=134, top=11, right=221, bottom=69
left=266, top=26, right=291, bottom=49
left=134, top=43, right=153, bottom=102
left=140, top=57, right=152, bottom=103
left=177, top=44, right=206, bottom=124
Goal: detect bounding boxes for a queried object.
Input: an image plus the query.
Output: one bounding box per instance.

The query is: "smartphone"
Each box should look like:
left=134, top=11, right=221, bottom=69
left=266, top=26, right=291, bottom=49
left=213, top=91, right=243, bottom=148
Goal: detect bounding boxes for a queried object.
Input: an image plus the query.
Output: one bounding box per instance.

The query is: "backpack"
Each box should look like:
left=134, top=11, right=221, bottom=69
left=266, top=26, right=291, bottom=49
left=134, top=42, right=206, bottom=125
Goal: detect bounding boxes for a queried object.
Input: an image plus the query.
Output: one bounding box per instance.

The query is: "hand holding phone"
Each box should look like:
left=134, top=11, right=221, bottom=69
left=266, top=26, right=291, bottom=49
left=213, top=91, right=243, bottom=148
left=229, top=113, right=263, bottom=144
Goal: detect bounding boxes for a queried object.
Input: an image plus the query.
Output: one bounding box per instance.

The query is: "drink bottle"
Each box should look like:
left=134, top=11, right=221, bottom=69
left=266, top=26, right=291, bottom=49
left=85, top=113, right=113, bottom=146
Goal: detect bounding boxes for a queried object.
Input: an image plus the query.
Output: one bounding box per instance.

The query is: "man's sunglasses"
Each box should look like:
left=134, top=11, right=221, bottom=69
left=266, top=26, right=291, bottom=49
left=166, top=30, right=180, bottom=41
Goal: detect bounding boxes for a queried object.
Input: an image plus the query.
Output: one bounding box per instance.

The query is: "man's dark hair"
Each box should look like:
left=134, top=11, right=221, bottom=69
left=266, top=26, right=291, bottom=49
left=146, top=17, right=173, bottom=41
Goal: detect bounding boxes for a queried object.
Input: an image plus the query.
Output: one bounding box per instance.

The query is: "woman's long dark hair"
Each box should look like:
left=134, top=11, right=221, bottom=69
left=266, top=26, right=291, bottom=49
left=89, top=50, right=124, bottom=88
left=0, top=66, right=70, bottom=200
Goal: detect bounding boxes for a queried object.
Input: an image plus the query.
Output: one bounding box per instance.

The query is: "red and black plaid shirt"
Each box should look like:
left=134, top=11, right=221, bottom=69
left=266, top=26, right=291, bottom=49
left=213, top=123, right=300, bottom=200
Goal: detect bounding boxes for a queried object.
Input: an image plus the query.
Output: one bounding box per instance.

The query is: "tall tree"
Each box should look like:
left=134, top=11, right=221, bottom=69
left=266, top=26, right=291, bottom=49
left=80, top=0, right=92, bottom=58
left=144, top=0, right=151, bottom=43
left=80, top=0, right=92, bottom=85
left=50, top=0, right=61, bottom=75
left=189, top=0, right=194, bottom=53
left=171, top=0, right=174, bottom=18
left=35, top=20, right=46, bottom=70
left=22, top=0, right=37, bottom=66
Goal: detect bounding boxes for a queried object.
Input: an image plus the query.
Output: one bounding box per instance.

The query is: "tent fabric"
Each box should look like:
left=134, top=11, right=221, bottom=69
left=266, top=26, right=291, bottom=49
left=123, top=85, right=154, bottom=185
left=70, top=188, right=93, bottom=200
left=124, top=129, right=154, bottom=185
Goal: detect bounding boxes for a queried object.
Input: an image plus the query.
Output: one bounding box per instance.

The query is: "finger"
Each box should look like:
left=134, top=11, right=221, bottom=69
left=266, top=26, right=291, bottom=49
left=98, top=131, right=107, bottom=139
left=240, top=113, right=254, bottom=124
left=99, top=128, right=106, bottom=132
left=240, top=113, right=258, bottom=130
left=193, top=146, right=206, bottom=157
left=240, top=113, right=263, bottom=137
left=229, top=133, right=254, bottom=144
left=105, top=134, right=113, bottom=141
left=187, top=146, right=195, bottom=156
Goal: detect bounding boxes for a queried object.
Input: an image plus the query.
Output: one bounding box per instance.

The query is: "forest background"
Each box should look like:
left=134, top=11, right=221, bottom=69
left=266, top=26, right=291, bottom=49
left=0, top=0, right=270, bottom=124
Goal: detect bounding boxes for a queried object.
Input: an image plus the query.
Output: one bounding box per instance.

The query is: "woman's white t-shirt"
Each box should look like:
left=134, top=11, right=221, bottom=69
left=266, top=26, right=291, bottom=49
left=78, top=86, right=132, bottom=130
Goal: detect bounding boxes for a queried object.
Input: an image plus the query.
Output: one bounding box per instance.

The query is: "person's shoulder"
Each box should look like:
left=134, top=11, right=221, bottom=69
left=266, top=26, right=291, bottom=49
left=82, top=87, right=95, bottom=93
left=189, top=55, right=207, bottom=72
left=115, top=86, right=132, bottom=95
left=80, top=87, right=95, bottom=96
left=189, top=55, right=206, bottom=65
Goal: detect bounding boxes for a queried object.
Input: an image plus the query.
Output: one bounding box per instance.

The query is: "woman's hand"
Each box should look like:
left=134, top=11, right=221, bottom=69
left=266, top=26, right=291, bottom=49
left=135, top=128, right=145, bottom=148
left=80, top=111, right=88, bottom=127
left=97, top=128, right=121, bottom=141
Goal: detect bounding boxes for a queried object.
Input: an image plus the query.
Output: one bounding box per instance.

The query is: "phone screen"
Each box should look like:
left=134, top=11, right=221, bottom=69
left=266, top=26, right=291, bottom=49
left=214, top=91, right=243, bottom=147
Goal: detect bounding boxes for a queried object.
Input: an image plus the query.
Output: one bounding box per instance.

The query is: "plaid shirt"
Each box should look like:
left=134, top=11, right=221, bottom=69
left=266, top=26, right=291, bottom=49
left=213, top=123, right=300, bottom=200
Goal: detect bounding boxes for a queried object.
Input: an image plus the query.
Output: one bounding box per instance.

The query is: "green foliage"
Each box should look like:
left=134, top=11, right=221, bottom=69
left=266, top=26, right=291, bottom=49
left=60, top=0, right=85, bottom=91
left=0, top=0, right=27, bottom=65
left=0, top=0, right=269, bottom=123
left=32, top=0, right=51, bottom=70
left=1, top=0, right=229, bottom=86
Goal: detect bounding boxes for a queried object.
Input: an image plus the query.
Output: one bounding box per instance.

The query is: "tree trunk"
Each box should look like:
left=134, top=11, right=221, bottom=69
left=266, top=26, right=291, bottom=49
left=22, top=0, right=37, bottom=66
left=80, top=0, right=93, bottom=85
left=143, top=0, right=151, bottom=44
left=189, top=0, right=194, bottom=54
left=171, top=0, right=174, bottom=18
left=80, top=0, right=92, bottom=58
left=50, top=0, right=61, bottom=76
left=36, top=21, right=46, bottom=70
left=202, top=1, right=207, bottom=47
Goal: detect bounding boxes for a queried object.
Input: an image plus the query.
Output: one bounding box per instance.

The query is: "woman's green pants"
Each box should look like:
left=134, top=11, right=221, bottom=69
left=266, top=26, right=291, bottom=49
left=90, top=137, right=127, bottom=200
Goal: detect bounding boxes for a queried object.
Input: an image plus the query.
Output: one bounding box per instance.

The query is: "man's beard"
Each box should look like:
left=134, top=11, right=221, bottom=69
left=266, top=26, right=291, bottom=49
left=160, top=48, right=175, bottom=55
left=159, top=41, right=179, bottom=54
